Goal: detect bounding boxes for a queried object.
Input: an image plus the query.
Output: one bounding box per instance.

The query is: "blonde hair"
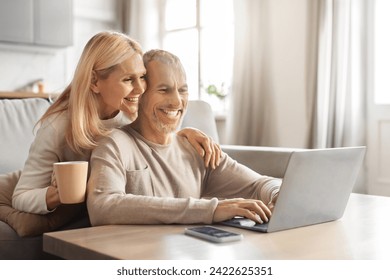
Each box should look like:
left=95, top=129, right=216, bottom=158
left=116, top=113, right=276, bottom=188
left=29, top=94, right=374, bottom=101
left=39, top=31, right=143, bottom=155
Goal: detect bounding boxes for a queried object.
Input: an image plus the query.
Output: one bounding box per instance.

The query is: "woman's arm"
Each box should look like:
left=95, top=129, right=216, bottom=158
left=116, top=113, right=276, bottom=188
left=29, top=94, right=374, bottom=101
left=46, top=171, right=61, bottom=211
left=12, top=117, right=63, bottom=214
left=177, top=127, right=221, bottom=168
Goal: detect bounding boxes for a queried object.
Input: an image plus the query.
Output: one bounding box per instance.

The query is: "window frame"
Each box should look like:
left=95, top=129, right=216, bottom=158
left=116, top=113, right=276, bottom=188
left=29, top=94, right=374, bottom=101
left=159, top=0, right=234, bottom=106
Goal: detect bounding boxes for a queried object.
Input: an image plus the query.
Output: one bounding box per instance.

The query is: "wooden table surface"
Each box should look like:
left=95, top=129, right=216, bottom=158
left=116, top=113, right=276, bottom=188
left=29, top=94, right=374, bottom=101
left=43, top=193, right=390, bottom=260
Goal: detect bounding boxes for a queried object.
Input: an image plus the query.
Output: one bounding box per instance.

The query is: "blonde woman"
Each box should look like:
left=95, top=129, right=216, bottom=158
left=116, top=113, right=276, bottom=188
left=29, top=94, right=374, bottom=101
left=12, top=31, right=220, bottom=214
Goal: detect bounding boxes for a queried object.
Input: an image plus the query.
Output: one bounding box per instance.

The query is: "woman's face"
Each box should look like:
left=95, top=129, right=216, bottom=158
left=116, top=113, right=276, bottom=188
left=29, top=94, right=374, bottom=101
left=92, top=53, right=147, bottom=120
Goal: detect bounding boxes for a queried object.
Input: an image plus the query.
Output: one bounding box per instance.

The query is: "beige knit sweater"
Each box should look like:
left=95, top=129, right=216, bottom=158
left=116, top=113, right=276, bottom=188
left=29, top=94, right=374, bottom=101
left=12, top=111, right=130, bottom=214
left=87, top=125, right=281, bottom=226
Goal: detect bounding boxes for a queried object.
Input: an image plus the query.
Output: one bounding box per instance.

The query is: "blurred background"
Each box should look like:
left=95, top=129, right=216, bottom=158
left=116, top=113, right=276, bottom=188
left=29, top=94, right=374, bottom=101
left=0, top=0, right=389, bottom=196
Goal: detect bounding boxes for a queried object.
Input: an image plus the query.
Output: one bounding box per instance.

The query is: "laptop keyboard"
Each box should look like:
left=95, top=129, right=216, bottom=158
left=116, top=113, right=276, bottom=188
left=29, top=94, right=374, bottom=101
left=221, top=217, right=270, bottom=232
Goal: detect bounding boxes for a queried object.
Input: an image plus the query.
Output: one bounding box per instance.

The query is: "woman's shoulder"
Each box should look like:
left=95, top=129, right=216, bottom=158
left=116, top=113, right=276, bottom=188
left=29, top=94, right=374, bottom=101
left=102, top=111, right=132, bottom=129
left=37, top=111, right=69, bottom=135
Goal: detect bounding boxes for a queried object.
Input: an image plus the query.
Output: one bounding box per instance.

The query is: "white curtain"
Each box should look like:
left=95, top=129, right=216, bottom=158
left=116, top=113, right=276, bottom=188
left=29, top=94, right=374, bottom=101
left=310, top=0, right=366, bottom=148
left=227, top=0, right=279, bottom=146
left=228, top=0, right=366, bottom=149
left=122, top=0, right=161, bottom=50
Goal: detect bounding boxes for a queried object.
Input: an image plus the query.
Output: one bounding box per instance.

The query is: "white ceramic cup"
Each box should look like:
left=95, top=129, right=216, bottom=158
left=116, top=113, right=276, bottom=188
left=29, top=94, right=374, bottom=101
left=53, top=161, right=88, bottom=204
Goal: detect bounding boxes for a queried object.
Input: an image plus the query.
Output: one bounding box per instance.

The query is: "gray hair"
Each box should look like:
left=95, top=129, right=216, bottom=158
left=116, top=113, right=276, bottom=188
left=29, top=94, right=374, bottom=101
left=143, top=49, right=186, bottom=78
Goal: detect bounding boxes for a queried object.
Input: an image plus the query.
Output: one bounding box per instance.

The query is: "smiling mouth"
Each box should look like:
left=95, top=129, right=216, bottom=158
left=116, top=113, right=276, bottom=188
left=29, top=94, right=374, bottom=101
left=161, top=109, right=183, bottom=118
left=124, top=96, right=139, bottom=103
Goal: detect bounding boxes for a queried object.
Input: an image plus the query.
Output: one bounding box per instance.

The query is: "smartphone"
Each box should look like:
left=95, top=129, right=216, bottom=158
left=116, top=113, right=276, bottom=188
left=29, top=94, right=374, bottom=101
left=184, top=226, right=243, bottom=243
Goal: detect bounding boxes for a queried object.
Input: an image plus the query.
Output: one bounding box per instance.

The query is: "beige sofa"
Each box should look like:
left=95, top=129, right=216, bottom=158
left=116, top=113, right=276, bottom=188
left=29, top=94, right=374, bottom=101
left=182, top=100, right=298, bottom=179
left=0, top=95, right=89, bottom=259
left=0, top=97, right=294, bottom=259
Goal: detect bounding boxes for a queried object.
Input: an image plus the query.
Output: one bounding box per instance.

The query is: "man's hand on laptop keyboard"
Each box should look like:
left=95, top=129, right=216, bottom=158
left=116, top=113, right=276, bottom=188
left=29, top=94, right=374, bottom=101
left=213, top=198, right=272, bottom=224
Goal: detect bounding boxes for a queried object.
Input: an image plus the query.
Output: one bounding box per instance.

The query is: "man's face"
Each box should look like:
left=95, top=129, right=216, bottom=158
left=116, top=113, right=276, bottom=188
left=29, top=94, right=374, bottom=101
left=139, top=60, right=188, bottom=136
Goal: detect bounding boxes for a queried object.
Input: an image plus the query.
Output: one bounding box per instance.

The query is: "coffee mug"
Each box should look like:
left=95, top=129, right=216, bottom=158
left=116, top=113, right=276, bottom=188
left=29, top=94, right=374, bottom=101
left=53, top=161, right=88, bottom=204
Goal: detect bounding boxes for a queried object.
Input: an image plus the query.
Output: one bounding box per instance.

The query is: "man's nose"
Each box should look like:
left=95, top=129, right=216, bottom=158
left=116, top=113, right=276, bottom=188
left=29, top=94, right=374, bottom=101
left=169, top=88, right=181, bottom=106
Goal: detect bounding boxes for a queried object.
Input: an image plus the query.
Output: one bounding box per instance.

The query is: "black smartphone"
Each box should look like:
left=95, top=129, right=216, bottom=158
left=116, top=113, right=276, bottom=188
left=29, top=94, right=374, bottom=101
left=184, top=226, right=243, bottom=243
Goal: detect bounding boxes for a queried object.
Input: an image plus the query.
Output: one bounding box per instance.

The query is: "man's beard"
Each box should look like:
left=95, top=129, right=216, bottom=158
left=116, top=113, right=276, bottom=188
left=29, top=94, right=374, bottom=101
left=156, top=122, right=176, bottom=134
left=152, top=114, right=180, bottom=134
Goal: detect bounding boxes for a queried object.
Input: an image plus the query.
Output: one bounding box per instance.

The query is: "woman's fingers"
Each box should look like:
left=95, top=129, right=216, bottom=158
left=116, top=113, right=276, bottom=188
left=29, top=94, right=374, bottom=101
left=212, top=140, right=221, bottom=168
left=51, top=170, right=57, bottom=188
left=202, top=137, right=213, bottom=168
left=176, top=128, right=221, bottom=169
left=198, top=136, right=221, bottom=169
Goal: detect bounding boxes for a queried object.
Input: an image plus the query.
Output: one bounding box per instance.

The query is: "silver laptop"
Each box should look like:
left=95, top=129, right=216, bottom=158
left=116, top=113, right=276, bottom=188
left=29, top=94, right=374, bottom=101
left=221, top=146, right=366, bottom=233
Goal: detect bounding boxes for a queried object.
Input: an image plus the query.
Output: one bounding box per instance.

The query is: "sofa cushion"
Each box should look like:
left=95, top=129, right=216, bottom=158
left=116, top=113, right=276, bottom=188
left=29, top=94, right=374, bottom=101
left=0, top=98, right=50, bottom=174
left=181, top=100, right=220, bottom=143
left=0, top=170, right=87, bottom=237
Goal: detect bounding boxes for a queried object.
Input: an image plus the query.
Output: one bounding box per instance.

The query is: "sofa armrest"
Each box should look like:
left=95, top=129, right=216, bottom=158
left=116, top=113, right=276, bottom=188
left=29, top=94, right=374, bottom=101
left=222, top=145, right=305, bottom=178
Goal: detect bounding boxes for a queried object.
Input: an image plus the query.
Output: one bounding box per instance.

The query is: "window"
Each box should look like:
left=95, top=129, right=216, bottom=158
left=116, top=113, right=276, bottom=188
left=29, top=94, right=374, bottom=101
left=161, top=0, right=234, bottom=113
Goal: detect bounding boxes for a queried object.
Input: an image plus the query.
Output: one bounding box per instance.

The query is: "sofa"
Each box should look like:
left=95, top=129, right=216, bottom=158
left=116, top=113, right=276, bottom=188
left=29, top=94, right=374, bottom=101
left=1, top=97, right=53, bottom=259
left=0, top=96, right=92, bottom=260
left=0, top=96, right=295, bottom=259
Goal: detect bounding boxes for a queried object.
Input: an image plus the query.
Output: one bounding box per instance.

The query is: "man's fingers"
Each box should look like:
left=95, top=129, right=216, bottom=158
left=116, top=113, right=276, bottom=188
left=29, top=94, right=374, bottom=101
left=216, top=199, right=272, bottom=224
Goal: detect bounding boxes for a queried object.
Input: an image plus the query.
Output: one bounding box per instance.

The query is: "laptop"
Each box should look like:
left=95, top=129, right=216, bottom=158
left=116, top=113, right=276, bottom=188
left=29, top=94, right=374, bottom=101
left=221, top=146, right=366, bottom=233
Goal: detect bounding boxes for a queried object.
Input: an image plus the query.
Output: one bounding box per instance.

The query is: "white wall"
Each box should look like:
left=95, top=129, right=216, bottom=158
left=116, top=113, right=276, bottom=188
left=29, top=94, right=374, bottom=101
left=0, top=0, right=121, bottom=93
left=0, top=45, right=68, bottom=92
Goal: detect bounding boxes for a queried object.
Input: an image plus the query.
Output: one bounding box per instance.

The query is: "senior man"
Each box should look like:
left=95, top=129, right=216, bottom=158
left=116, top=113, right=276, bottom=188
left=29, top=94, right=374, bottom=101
left=87, top=49, right=281, bottom=226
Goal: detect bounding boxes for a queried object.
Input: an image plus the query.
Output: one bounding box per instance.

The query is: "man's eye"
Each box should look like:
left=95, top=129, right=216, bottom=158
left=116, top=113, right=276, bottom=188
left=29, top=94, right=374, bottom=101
left=179, top=88, right=188, bottom=94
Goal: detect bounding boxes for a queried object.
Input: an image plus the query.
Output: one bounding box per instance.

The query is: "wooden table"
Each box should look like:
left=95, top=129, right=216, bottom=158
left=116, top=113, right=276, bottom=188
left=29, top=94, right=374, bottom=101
left=43, top=193, right=390, bottom=260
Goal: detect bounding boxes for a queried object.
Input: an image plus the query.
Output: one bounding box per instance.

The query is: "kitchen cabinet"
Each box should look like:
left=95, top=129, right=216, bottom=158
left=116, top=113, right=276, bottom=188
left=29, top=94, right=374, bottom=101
left=0, top=0, right=73, bottom=47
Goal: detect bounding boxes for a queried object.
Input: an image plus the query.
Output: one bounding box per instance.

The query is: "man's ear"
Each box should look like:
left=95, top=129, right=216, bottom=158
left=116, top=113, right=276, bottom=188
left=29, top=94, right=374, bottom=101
left=90, top=71, right=99, bottom=94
